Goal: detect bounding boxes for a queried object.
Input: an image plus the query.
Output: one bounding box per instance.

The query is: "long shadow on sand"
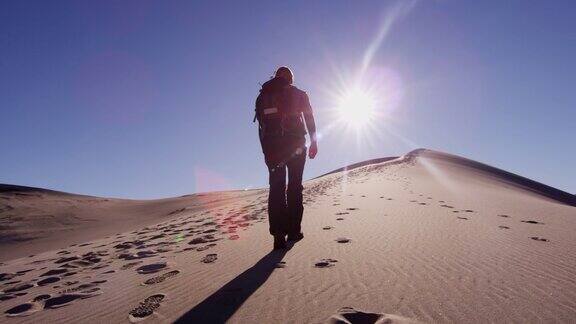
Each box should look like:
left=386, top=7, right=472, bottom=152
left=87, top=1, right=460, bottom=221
left=175, top=247, right=290, bottom=323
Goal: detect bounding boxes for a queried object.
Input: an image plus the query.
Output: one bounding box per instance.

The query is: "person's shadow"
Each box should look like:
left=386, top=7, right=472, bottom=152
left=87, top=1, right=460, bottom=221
left=174, top=246, right=291, bottom=323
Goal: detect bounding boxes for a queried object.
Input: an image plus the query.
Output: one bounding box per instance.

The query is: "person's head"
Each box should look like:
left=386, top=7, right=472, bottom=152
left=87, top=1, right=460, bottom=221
left=275, top=66, right=294, bottom=84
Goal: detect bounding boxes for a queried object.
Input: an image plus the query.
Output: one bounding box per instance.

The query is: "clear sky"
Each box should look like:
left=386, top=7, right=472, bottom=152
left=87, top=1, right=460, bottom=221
left=1, top=0, right=575, bottom=199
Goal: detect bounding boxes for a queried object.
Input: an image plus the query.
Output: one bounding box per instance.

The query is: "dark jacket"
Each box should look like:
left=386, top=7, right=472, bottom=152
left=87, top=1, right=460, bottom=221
left=255, top=77, right=316, bottom=165
left=255, top=77, right=316, bottom=138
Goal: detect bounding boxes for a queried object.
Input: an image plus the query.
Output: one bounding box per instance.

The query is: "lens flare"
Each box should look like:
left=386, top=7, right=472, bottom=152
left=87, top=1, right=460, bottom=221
left=336, top=88, right=376, bottom=129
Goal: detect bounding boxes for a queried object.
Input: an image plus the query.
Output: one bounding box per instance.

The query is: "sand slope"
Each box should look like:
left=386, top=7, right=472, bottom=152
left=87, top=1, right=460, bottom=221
left=0, top=185, right=262, bottom=261
left=1, top=149, right=575, bottom=323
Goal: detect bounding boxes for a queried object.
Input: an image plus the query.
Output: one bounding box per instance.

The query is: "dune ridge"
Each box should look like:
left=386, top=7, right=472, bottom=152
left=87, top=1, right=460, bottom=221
left=404, top=148, right=576, bottom=206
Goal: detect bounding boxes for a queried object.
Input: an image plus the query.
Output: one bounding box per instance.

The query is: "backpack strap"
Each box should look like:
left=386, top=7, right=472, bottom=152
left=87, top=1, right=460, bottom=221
left=253, top=90, right=263, bottom=123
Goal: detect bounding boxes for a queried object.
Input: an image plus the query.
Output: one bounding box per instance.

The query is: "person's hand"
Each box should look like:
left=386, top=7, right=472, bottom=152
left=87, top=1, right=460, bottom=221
left=308, top=141, right=318, bottom=159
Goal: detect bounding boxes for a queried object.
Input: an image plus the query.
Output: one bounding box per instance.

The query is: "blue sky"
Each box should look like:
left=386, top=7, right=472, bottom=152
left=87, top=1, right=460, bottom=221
left=1, top=0, right=575, bottom=198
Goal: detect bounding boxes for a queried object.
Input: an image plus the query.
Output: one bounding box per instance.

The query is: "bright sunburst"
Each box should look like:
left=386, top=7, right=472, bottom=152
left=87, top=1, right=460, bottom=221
left=336, top=88, right=377, bottom=129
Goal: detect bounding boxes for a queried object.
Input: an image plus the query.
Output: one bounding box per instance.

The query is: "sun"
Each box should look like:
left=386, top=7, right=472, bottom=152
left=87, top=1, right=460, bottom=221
left=336, top=88, right=377, bottom=129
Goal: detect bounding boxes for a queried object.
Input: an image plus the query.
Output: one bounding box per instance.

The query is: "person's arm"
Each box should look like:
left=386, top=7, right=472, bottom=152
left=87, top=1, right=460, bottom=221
left=301, top=92, right=318, bottom=159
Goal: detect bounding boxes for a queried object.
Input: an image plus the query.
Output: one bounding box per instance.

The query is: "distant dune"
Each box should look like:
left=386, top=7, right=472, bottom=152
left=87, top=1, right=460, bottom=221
left=404, top=149, right=576, bottom=206
left=0, top=184, right=262, bottom=261
left=1, top=149, right=575, bottom=323
left=316, top=156, right=399, bottom=178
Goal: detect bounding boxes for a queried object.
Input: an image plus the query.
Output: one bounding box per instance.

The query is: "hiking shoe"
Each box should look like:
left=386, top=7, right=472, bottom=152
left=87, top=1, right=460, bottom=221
left=273, top=235, right=287, bottom=250
left=287, top=232, right=304, bottom=242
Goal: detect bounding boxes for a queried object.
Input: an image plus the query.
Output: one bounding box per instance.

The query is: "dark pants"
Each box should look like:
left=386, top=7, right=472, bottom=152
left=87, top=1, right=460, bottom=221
left=266, top=147, right=306, bottom=236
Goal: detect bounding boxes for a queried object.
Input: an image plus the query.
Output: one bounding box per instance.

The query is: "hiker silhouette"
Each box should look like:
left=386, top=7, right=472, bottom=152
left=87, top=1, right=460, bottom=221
left=254, top=66, right=318, bottom=249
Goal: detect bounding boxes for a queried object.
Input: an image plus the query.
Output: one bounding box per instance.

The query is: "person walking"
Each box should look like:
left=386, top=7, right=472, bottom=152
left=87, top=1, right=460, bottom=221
left=254, top=66, right=318, bottom=250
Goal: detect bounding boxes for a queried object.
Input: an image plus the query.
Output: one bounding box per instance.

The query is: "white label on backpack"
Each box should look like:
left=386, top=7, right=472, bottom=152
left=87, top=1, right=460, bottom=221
left=264, top=107, right=278, bottom=115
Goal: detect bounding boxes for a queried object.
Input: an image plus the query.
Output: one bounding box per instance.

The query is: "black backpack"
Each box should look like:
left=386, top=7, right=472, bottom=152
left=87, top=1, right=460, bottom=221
left=254, top=77, right=308, bottom=165
left=254, top=77, right=303, bottom=139
left=254, top=77, right=288, bottom=137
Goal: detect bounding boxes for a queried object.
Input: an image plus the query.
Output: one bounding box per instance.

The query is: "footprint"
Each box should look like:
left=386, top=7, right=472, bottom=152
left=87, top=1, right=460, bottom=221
left=40, top=269, right=67, bottom=277
left=0, top=273, right=19, bottom=282
left=0, top=294, right=17, bottom=302
left=38, top=277, right=60, bottom=286
left=188, top=235, right=220, bottom=245
left=419, top=202, right=427, bottom=205
left=16, top=269, right=34, bottom=275
left=143, top=270, right=180, bottom=285
left=335, top=212, right=349, bottom=216
left=44, top=291, right=101, bottom=309
left=498, top=225, right=510, bottom=229
left=335, top=238, right=351, bottom=243
left=464, top=210, right=475, bottom=213
left=201, top=254, right=218, bottom=264
left=315, top=259, right=338, bottom=268
left=118, top=251, right=157, bottom=261
left=91, top=280, right=107, bottom=284
left=275, top=261, right=286, bottom=269
left=329, top=307, right=419, bottom=324
left=346, top=208, right=358, bottom=211
left=322, top=226, right=332, bottom=230
left=136, top=262, right=168, bottom=274
left=4, top=283, right=34, bottom=293
left=196, top=243, right=217, bottom=252
left=58, top=282, right=101, bottom=295
left=128, top=294, right=166, bottom=322
left=440, top=205, right=454, bottom=208
left=90, top=263, right=108, bottom=270
left=4, top=302, right=42, bottom=317
left=336, top=218, right=344, bottom=221
left=121, top=261, right=144, bottom=270
left=498, top=214, right=510, bottom=218
left=457, top=217, right=468, bottom=220
left=522, top=220, right=544, bottom=225
left=530, top=237, right=549, bottom=242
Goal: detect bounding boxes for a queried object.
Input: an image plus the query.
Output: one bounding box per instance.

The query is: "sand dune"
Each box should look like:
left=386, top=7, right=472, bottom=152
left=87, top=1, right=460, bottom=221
left=1, top=148, right=575, bottom=323
left=0, top=185, right=262, bottom=261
